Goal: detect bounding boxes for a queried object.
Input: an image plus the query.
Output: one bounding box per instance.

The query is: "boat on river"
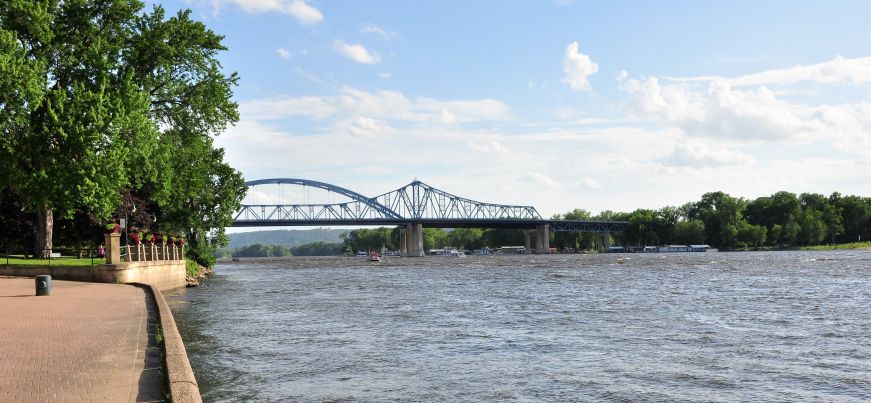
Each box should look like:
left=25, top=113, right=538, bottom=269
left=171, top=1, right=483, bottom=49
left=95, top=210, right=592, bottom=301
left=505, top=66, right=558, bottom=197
left=368, top=251, right=381, bottom=262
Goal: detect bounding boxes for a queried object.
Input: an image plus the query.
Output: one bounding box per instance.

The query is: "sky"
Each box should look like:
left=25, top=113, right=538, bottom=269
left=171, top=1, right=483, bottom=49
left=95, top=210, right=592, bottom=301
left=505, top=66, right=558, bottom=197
left=151, top=0, right=871, bottom=221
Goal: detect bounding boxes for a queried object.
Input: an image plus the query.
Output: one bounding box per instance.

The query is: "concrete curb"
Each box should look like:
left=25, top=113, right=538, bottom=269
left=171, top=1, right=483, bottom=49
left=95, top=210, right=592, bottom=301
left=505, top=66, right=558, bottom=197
left=135, top=283, right=203, bottom=403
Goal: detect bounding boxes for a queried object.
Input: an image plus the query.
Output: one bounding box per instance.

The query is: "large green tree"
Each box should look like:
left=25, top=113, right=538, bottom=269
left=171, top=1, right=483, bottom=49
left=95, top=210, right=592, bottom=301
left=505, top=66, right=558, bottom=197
left=1, top=0, right=157, bottom=256
left=0, top=1, right=243, bottom=261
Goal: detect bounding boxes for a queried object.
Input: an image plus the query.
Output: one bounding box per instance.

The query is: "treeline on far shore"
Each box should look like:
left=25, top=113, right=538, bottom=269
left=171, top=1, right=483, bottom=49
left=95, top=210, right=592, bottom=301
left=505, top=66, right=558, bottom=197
left=217, top=190, right=870, bottom=257
left=215, top=241, right=345, bottom=258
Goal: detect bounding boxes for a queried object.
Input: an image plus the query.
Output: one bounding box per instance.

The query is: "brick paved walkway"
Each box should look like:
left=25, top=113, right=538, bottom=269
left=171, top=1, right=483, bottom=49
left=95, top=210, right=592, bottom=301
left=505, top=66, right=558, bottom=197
left=0, top=277, right=164, bottom=402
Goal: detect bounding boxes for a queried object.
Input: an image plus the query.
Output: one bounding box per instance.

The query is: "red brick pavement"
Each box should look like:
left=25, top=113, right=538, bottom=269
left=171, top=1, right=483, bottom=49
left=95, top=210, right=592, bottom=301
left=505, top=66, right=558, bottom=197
left=0, top=277, right=162, bottom=402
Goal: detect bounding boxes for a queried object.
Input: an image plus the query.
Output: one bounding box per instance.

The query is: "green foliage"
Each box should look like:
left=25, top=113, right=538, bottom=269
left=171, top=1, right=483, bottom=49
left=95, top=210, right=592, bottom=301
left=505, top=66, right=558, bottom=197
left=423, top=228, right=448, bottom=250
left=233, top=243, right=291, bottom=258
left=290, top=241, right=344, bottom=256
left=185, top=258, right=200, bottom=277
left=672, top=220, right=706, bottom=245
left=736, top=223, right=767, bottom=248
left=342, top=227, right=398, bottom=252
left=0, top=1, right=244, bottom=265
left=227, top=229, right=345, bottom=250
left=799, top=241, right=871, bottom=251
left=481, top=228, right=524, bottom=247
left=446, top=228, right=483, bottom=250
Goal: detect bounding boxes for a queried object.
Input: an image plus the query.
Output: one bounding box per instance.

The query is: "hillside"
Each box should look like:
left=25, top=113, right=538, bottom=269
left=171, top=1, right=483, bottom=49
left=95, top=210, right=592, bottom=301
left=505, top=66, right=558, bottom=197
left=227, top=228, right=346, bottom=249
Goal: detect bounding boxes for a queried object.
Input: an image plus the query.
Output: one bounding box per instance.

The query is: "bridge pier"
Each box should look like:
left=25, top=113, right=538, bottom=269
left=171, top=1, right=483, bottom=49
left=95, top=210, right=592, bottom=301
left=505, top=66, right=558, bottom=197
left=524, top=230, right=532, bottom=254
left=524, top=225, right=551, bottom=254
left=536, top=224, right=550, bottom=254
left=595, top=232, right=611, bottom=252
left=401, top=224, right=424, bottom=257
left=399, top=226, right=408, bottom=256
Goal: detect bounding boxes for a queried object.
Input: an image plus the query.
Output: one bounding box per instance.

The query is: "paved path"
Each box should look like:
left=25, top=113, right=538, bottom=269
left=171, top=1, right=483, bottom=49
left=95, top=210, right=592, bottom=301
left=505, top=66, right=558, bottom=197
left=0, top=277, right=163, bottom=402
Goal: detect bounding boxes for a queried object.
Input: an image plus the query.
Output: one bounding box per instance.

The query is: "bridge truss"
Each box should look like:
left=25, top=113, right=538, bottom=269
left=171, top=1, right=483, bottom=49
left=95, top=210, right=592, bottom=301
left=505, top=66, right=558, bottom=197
left=233, top=178, right=626, bottom=232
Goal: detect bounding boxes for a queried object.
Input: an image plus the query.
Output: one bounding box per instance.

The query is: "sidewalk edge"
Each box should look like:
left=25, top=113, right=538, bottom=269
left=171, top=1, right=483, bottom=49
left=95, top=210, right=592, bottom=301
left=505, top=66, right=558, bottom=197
left=134, top=283, right=203, bottom=403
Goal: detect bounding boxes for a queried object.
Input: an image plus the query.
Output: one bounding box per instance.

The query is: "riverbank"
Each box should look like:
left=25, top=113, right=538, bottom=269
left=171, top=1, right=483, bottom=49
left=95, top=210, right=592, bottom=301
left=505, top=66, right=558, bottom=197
left=186, top=260, right=214, bottom=287
left=719, top=241, right=871, bottom=252
left=0, top=277, right=202, bottom=402
left=797, top=241, right=871, bottom=251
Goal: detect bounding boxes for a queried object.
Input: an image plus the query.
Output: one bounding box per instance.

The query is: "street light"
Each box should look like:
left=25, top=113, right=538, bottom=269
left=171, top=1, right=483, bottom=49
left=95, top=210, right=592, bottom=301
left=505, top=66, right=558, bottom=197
left=124, top=201, right=136, bottom=247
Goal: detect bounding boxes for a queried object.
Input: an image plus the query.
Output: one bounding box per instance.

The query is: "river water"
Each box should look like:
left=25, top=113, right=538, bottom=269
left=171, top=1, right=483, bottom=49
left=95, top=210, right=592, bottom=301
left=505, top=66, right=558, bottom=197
left=167, top=251, right=871, bottom=402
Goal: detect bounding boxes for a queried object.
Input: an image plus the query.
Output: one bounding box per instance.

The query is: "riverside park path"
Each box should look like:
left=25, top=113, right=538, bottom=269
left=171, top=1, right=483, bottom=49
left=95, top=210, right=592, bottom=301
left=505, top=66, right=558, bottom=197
left=0, top=277, right=163, bottom=402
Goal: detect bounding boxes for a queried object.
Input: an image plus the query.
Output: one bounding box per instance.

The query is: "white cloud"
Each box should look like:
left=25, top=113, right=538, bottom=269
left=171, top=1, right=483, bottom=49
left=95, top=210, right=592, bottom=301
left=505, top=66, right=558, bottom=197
left=580, top=177, right=602, bottom=189
left=520, top=172, right=561, bottom=189
left=276, top=48, right=292, bottom=60
left=561, top=41, right=598, bottom=91
left=620, top=66, right=871, bottom=158
left=620, top=73, right=803, bottom=140
left=211, top=0, right=323, bottom=24
left=360, top=23, right=396, bottom=39
left=338, top=117, right=392, bottom=138
left=378, top=72, right=392, bottom=79
left=667, top=56, right=871, bottom=87
left=239, top=86, right=511, bottom=124
left=468, top=141, right=510, bottom=155
left=619, top=68, right=871, bottom=157
left=661, top=138, right=755, bottom=167
left=334, top=40, right=380, bottom=64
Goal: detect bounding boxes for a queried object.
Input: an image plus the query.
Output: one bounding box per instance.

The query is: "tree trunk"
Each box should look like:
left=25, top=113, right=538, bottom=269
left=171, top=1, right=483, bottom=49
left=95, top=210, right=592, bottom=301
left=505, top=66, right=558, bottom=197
left=34, top=207, right=53, bottom=258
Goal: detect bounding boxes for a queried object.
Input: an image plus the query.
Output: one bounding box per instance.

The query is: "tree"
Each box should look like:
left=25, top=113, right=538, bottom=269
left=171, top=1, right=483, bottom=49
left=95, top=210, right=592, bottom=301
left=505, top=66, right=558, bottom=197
left=446, top=228, right=483, bottom=250
left=342, top=227, right=397, bottom=252
left=624, top=209, right=657, bottom=246
left=654, top=206, right=680, bottom=244
left=291, top=241, right=344, bottom=256
left=0, top=2, right=243, bottom=262
left=672, top=220, right=705, bottom=245
left=1, top=0, right=157, bottom=256
left=423, top=228, right=448, bottom=251
left=834, top=195, right=871, bottom=243
left=694, top=192, right=747, bottom=248
left=796, top=208, right=826, bottom=245
left=481, top=228, right=524, bottom=248
left=736, top=223, right=767, bottom=248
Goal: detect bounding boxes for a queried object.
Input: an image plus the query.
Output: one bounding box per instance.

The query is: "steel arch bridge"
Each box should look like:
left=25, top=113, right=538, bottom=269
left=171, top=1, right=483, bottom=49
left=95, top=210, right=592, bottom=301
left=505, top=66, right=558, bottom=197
left=232, top=178, right=627, bottom=232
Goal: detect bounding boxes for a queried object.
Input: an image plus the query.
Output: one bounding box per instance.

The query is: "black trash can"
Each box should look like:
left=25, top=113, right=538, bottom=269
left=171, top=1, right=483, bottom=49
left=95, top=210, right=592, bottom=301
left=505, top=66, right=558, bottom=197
left=35, top=275, right=52, bottom=296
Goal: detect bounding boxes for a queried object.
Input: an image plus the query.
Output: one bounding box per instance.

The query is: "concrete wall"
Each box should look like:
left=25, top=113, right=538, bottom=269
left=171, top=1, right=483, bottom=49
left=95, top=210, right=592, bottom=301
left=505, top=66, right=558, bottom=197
left=0, top=261, right=187, bottom=291
left=137, top=283, right=203, bottom=403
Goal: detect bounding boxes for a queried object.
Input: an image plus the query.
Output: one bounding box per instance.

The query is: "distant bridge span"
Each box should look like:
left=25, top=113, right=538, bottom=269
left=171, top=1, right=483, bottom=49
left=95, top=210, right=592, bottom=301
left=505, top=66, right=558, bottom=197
left=233, top=178, right=627, bottom=255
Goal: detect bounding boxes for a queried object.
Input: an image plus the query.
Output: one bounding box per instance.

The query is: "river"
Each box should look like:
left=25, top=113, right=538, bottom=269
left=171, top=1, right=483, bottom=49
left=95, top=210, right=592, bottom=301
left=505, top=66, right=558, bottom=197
left=167, top=250, right=871, bottom=402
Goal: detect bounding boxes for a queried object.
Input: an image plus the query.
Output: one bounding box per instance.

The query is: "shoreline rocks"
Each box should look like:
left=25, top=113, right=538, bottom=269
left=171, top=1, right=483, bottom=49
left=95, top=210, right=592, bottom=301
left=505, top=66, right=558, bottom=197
left=186, top=264, right=214, bottom=287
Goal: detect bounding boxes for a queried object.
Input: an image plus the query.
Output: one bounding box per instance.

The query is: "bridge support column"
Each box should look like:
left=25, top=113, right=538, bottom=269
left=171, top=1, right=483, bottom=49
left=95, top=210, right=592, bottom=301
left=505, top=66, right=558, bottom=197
left=535, top=224, right=550, bottom=254
left=404, top=223, right=424, bottom=257
left=524, top=230, right=532, bottom=254
left=399, top=226, right=409, bottom=256
left=413, top=223, right=424, bottom=257
left=596, top=232, right=611, bottom=252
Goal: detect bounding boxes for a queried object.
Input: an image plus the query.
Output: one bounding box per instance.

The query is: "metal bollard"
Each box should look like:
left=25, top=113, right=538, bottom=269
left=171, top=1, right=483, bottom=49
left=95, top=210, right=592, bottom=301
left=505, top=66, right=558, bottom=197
left=35, top=275, right=52, bottom=296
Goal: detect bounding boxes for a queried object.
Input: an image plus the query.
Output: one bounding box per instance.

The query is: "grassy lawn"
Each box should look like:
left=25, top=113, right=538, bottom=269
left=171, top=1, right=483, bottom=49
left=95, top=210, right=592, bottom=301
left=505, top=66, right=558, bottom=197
left=799, top=241, right=871, bottom=251
left=2, top=256, right=105, bottom=266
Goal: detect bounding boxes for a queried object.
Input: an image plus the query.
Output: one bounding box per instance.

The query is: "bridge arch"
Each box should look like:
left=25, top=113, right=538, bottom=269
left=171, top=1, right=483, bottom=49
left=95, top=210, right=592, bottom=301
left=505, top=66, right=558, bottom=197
left=243, top=178, right=402, bottom=219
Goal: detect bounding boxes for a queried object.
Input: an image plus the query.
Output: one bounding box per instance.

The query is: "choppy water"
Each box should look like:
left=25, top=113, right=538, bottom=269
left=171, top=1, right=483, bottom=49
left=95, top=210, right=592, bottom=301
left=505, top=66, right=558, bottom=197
left=167, top=251, right=871, bottom=402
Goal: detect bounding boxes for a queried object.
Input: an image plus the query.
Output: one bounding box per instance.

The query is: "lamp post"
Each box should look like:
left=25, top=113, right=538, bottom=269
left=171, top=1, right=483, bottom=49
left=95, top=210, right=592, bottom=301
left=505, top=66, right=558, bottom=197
left=124, top=201, right=136, bottom=247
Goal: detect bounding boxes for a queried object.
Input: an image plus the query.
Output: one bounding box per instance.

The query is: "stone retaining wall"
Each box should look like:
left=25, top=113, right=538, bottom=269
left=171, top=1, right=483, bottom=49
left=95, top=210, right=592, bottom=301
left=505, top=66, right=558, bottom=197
left=136, top=283, right=203, bottom=403
left=0, top=260, right=187, bottom=291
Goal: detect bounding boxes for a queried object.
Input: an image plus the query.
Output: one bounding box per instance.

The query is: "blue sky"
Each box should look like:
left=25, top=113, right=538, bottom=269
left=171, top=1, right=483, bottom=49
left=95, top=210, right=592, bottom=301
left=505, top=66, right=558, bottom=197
left=152, top=0, right=871, bottom=219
